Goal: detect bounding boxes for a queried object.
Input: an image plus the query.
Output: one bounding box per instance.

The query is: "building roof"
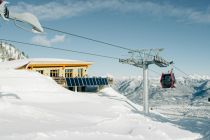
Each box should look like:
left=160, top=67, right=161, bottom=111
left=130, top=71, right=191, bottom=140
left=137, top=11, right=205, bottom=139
left=27, top=58, right=93, bottom=65
left=0, top=58, right=93, bottom=69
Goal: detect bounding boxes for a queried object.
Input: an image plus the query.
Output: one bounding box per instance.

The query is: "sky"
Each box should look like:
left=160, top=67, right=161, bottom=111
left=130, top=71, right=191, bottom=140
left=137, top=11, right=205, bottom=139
left=1, top=0, right=210, bottom=78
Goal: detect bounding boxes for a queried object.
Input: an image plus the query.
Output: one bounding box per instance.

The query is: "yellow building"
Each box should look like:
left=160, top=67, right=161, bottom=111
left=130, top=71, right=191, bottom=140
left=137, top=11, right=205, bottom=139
left=16, top=58, right=93, bottom=78
left=0, top=58, right=111, bottom=92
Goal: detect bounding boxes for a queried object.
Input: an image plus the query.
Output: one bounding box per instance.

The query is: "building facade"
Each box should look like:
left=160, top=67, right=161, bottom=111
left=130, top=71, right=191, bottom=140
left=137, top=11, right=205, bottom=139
left=16, top=58, right=93, bottom=78
left=0, top=58, right=111, bottom=92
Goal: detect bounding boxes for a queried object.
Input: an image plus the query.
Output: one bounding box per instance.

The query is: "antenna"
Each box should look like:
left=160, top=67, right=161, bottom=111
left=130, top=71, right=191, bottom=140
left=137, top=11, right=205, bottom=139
left=119, top=48, right=171, bottom=114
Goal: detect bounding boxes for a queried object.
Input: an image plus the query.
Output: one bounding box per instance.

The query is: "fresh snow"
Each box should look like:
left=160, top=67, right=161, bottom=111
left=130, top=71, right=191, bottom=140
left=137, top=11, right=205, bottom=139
left=113, top=77, right=210, bottom=139
left=0, top=69, right=202, bottom=140
left=188, top=74, right=210, bottom=80
left=0, top=58, right=93, bottom=70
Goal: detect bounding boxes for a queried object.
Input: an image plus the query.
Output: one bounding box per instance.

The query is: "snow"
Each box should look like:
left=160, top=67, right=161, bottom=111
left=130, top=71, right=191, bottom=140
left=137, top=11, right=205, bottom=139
left=0, top=58, right=93, bottom=70
left=9, top=11, right=44, bottom=33
left=0, top=59, right=29, bottom=69
left=189, top=74, right=210, bottom=80
left=113, top=77, right=210, bottom=139
left=0, top=69, right=202, bottom=139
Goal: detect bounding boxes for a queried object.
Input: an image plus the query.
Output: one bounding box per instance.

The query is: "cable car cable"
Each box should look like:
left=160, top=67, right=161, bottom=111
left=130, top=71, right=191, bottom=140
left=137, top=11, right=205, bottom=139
left=149, top=68, right=161, bottom=76
left=43, top=26, right=134, bottom=52
left=2, top=18, right=192, bottom=78
left=43, top=26, right=168, bottom=60
left=173, top=65, right=190, bottom=77
left=0, top=39, right=120, bottom=60
left=160, top=54, right=191, bottom=78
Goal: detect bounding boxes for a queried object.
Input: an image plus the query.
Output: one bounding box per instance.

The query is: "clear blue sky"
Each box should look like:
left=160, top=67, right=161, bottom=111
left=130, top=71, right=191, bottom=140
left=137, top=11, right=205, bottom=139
left=1, top=0, right=210, bottom=77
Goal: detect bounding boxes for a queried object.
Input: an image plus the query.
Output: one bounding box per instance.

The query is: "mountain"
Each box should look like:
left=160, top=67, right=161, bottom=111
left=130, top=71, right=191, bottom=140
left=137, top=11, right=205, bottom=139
left=113, top=75, right=210, bottom=116
left=113, top=75, right=210, bottom=103
left=113, top=76, right=210, bottom=139
left=0, top=42, right=28, bottom=62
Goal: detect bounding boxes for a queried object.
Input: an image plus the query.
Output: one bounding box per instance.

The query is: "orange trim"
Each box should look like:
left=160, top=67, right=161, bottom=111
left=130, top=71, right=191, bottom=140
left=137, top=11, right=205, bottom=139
left=27, top=64, right=90, bottom=68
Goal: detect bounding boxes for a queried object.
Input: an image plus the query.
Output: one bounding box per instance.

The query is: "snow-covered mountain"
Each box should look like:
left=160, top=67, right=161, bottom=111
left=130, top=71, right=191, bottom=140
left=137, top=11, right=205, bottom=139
left=113, top=75, right=210, bottom=122
left=113, top=76, right=210, bottom=107
left=113, top=76, right=210, bottom=139
left=0, top=42, right=28, bottom=62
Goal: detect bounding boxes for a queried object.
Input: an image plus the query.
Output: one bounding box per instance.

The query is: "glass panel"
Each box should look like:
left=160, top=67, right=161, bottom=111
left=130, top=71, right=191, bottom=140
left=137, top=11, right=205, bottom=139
left=78, top=78, right=83, bottom=86
left=92, top=78, right=97, bottom=85
left=65, top=69, right=73, bottom=78
left=101, top=78, right=106, bottom=85
left=104, top=78, right=109, bottom=85
left=82, top=78, right=87, bottom=86
left=96, top=78, right=100, bottom=85
left=89, top=78, right=94, bottom=85
left=50, top=69, right=59, bottom=77
left=66, top=78, right=72, bottom=87
left=98, top=78, right=103, bottom=85
left=86, top=78, right=91, bottom=85
left=36, top=70, right=44, bottom=74
left=70, top=78, right=76, bottom=86
left=78, top=68, right=83, bottom=77
left=74, top=78, right=80, bottom=86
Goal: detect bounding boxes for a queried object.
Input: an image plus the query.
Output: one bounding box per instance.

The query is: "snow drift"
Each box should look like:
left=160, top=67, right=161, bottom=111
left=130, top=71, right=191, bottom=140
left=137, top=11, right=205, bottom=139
left=0, top=68, right=201, bottom=140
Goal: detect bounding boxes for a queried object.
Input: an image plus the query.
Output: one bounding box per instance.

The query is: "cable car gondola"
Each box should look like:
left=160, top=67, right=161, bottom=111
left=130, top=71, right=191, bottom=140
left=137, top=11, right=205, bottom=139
left=160, top=71, right=176, bottom=88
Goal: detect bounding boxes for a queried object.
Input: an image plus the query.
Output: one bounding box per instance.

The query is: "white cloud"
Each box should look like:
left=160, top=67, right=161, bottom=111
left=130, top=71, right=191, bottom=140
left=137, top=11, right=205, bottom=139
left=9, top=0, right=210, bottom=24
left=31, top=35, right=65, bottom=47
left=50, top=35, right=66, bottom=44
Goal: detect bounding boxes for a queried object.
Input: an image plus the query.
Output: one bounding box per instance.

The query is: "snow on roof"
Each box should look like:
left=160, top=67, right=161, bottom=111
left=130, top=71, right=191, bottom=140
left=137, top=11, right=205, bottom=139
left=0, top=58, right=93, bottom=69
left=28, top=58, right=93, bottom=65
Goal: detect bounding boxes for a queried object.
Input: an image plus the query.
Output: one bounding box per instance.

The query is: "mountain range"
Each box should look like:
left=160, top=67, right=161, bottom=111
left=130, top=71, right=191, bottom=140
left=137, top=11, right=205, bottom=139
left=113, top=75, right=210, bottom=118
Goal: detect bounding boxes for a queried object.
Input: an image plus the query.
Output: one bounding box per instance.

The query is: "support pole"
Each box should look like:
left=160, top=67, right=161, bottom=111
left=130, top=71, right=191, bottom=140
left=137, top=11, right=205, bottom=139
left=119, top=48, right=170, bottom=115
left=75, top=86, right=77, bottom=93
left=143, top=64, right=149, bottom=114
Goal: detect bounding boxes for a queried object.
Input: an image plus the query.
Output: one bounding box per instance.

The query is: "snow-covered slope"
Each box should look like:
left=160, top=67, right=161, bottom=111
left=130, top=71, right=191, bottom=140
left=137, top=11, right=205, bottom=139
left=0, top=42, right=28, bottom=62
left=0, top=69, right=201, bottom=140
left=113, top=76, right=210, bottom=139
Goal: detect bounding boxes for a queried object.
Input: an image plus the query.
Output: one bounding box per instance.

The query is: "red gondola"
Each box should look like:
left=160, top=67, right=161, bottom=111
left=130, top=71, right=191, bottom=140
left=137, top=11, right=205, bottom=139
left=160, top=71, right=176, bottom=88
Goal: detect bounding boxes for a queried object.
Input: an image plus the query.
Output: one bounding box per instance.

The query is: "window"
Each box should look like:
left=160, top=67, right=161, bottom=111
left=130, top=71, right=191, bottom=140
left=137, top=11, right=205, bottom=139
left=36, top=70, right=44, bottom=74
left=50, top=69, right=59, bottom=77
left=65, top=69, right=73, bottom=78
left=78, top=68, right=83, bottom=77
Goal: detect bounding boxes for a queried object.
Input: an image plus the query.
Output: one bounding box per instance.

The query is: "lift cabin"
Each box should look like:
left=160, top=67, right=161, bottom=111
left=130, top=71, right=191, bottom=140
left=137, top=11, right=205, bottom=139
left=160, top=72, right=176, bottom=88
